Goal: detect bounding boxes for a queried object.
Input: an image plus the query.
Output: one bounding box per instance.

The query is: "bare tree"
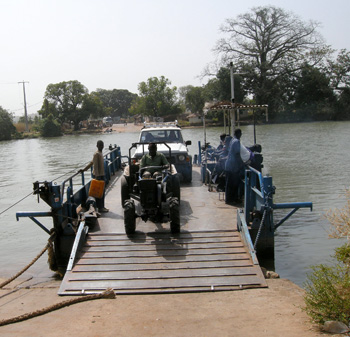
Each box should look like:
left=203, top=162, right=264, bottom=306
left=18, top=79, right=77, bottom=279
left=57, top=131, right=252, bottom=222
left=214, top=6, right=329, bottom=112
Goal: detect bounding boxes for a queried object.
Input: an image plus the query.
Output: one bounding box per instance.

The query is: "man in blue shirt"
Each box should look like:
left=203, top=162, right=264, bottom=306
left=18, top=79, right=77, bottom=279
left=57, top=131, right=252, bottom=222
left=224, top=129, right=246, bottom=205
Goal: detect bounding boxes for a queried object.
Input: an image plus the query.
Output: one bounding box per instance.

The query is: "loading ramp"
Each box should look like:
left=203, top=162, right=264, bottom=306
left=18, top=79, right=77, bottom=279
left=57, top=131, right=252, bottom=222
left=59, top=229, right=266, bottom=295
left=59, top=167, right=267, bottom=295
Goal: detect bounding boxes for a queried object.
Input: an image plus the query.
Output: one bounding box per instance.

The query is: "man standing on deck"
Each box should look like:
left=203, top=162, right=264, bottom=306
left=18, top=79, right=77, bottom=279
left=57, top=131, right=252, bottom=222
left=80, top=140, right=109, bottom=213
left=225, top=129, right=251, bottom=205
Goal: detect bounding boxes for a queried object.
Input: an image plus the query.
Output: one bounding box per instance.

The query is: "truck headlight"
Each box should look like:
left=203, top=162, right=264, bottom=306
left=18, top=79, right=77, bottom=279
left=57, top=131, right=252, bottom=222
left=178, top=155, right=185, bottom=161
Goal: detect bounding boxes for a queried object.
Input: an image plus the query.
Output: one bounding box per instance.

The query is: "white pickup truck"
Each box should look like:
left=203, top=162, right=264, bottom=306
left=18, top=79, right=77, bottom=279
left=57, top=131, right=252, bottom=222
left=133, top=121, right=192, bottom=182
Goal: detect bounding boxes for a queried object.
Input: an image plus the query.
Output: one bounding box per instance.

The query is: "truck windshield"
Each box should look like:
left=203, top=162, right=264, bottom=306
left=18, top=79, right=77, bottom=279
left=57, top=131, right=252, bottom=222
left=140, top=130, right=184, bottom=143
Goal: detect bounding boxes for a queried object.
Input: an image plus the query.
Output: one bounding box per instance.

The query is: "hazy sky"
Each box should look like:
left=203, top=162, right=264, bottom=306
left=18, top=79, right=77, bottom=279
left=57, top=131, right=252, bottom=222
left=1, top=0, right=349, bottom=116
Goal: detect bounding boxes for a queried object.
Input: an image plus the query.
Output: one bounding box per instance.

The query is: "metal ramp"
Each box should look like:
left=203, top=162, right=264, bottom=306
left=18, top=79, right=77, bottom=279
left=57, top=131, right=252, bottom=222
left=58, top=229, right=267, bottom=295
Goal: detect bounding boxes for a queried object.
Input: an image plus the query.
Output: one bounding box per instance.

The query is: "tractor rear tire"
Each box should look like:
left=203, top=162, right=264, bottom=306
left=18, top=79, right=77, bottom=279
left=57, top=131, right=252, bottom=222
left=169, top=197, right=180, bottom=234
left=172, top=174, right=181, bottom=201
left=121, top=175, right=130, bottom=206
left=124, top=199, right=136, bottom=235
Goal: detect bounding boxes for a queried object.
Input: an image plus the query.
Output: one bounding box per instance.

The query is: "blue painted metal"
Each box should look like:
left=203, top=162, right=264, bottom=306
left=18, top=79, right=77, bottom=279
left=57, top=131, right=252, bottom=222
left=198, top=140, right=217, bottom=184
left=239, top=165, right=313, bottom=257
left=198, top=141, right=202, bottom=164
left=237, top=209, right=259, bottom=265
left=15, top=145, right=122, bottom=271
left=16, top=211, right=52, bottom=234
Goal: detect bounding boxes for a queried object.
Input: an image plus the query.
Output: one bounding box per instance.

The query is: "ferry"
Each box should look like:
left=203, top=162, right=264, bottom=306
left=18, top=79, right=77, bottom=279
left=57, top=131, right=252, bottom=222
left=14, top=118, right=312, bottom=296
left=12, top=66, right=312, bottom=296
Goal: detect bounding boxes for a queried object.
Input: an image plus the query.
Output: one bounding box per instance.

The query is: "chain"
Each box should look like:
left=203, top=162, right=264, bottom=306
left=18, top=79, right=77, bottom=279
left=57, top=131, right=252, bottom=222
left=253, top=189, right=273, bottom=250
left=253, top=208, right=267, bottom=250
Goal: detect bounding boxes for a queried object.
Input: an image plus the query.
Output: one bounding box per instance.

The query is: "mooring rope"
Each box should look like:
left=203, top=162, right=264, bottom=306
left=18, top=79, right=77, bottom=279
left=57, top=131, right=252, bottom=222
left=0, top=288, right=116, bottom=327
left=0, top=160, right=91, bottom=216
left=0, top=232, right=55, bottom=289
left=0, top=230, right=116, bottom=327
left=0, top=190, right=38, bottom=216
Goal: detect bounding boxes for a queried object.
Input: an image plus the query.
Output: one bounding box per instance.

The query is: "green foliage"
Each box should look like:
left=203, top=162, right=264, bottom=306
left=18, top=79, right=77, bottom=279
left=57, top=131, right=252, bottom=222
left=293, top=64, right=336, bottom=116
left=39, top=80, right=90, bottom=131
left=39, top=114, right=62, bottom=137
left=337, top=88, right=350, bottom=119
left=328, top=49, right=350, bottom=92
left=184, top=86, right=205, bottom=114
left=131, top=76, right=181, bottom=118
left=201, top=67, right=245, bottom=103
left=304, top=189, right=350, bottom=325
left=94, top=89, right=137, bottom=118
left=304, top=263, right=350, bottom=324
left=335, top=244, right=350, bottom=268
left=82, top=92, right=105, bottom=120
left=215, top=5, right=329, bottom=117
left=0, top=106, right=16, bottom=141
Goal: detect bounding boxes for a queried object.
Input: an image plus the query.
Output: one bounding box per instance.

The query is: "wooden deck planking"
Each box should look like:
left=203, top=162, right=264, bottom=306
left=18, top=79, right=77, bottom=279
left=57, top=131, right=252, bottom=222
left=59, top=230, right=267, bottom=295
left=58, top=167, right=267, bottom=295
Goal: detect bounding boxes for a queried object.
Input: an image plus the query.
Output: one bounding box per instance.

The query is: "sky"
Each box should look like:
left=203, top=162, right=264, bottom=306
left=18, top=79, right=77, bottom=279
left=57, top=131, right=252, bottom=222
left=1, top=0, right=350, bottom=117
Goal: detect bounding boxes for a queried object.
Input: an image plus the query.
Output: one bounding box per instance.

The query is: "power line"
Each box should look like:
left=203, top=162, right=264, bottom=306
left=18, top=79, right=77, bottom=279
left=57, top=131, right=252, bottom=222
left=0, top=82, right=19, bottom=85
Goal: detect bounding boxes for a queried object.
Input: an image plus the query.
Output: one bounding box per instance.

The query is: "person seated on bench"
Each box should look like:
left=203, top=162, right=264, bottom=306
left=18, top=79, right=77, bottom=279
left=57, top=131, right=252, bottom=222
left=140, top=143, right=169, bottom=178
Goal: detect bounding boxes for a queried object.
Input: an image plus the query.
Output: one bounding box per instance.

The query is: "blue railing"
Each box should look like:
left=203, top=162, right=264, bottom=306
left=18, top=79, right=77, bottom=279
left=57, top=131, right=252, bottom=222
left=238, top=165, right=312, bottom=257
left=16, top=145, right=122, bottom=234
left=243, top=165, right=312, bottom=231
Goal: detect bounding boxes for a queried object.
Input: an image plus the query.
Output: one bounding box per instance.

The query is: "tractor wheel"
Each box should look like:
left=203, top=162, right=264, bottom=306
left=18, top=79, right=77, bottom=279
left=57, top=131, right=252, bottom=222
left=124, top=199, right=136, bottom=235
left=169, top=197, right=180, bottom=234
left=121, top=175, right=130, bottom=206
left=171, top=174, right=181, bottom=201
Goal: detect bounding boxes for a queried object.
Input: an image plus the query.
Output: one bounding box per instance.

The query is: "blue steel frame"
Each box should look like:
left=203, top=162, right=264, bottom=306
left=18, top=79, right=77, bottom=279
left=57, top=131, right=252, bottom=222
left=237, top=166, right=312, bottom=257
left=16, top=145, right=122, bottom=235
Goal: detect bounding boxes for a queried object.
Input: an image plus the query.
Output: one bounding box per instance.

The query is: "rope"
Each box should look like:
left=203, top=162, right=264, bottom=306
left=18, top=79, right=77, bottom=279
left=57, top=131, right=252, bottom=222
left=0, top=160, right=89, bottom=216
left=0, top=232, right=55, bottom=289
left=0, top=190, right=37, bottom=216
left=0, top=149, right=114, bottom=216
left=0, top=288, right=116, bottom=327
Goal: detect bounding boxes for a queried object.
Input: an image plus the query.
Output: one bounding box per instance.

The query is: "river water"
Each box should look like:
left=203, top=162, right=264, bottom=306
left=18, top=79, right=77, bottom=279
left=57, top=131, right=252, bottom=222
left=0, top=121, right=349, bottom=287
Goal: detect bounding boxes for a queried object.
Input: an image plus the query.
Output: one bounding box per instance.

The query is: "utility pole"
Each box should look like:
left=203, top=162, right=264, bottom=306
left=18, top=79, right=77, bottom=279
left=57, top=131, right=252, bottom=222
left=230, top=62, right=236, bottom=135
left=18, top=81, right=29, bottom=132
left=229, top=62, right=247, bottom=135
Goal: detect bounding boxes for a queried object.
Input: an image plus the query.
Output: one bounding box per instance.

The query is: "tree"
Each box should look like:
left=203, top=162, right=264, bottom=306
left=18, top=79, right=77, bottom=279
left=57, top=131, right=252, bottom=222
left=82, top=92, right=105, bottom=120
left=94, top=89, right=137, bottom=119
left=215, top=6, right=329, bottom=117
left=337, top=88, right=350, bottom=119
left=304, top=189, right=350, bottom=325
left=183, top=86, right=206, bottom=114
left=130, top=76, right=181, bottom=118
left=203, top=67, right=245, bottom=103
left=293, top=64, right=335, bottom=119
left=39, top=80, right=89, bottom=130
left=39, top=114, right=62, bottom=137
left=0, top=106, right=16, bottom=141
left=328, top=49, right=350, bottom=92
left=328, top=49, right=350, bottom=119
